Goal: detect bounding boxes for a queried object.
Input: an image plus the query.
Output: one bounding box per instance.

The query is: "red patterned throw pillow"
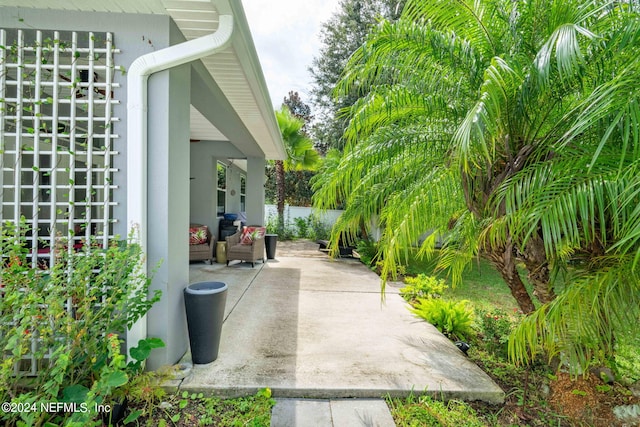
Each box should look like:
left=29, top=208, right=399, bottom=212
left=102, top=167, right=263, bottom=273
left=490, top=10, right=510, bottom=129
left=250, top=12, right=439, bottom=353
left=240, top=226, right=266, bottom=245
left=189, top=226, right=208, bottom=245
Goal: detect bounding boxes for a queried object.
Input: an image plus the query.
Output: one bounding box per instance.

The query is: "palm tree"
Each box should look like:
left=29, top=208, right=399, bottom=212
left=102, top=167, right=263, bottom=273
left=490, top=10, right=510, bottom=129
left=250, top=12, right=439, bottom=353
left=313, top=0, right=640, bottom=369
left=275, top=106, right=320, bottom=231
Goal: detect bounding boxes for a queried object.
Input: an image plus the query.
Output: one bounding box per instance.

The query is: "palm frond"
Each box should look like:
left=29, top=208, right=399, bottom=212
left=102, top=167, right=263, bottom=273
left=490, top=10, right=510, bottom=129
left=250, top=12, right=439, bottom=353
left=493, top=148, right=636, bottom=258
left=338, top=18, right=485, bottom=98
left=509, top=256, right=640, bottom=369
left=403, top=0, right=497, bottom=57
left=377, top=165, right=463, bottom=290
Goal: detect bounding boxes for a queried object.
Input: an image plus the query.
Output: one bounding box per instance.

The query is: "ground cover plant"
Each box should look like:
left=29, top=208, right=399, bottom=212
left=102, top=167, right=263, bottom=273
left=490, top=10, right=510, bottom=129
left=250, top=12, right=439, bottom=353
left=125, top=387, right=275, bottom=427
left=389, top=251, right=640, bottom=426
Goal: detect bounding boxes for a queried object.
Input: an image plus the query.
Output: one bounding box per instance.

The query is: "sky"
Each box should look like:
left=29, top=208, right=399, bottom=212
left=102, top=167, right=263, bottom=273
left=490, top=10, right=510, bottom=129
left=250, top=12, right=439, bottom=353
left=242, top=0, right=342, bottom=108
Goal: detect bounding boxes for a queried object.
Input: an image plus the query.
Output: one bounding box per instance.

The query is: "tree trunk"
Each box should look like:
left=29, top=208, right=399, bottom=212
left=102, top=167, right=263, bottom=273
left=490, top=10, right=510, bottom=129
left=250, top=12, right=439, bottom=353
left=359, top=219, right=369, bottom=241
left=275, top=160, right=285, bottom=231
left=521, top=233, right=555, bottom=304
left=485, top=240, right=536, bottom=314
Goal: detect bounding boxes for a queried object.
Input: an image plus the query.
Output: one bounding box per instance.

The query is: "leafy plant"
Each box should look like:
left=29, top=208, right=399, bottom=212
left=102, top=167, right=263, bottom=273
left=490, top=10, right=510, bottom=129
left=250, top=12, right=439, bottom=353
left=266, top=212, right=331, bottom=241
left=293, top=216, right=311, bottom=238
left=265, top=213, right=296, bottom=240
left=476, top=308, right=518, bottom=357
left=410, top=298, right=475, bottom=341
left=265, top=213, right=279, bottom=235
left=0, top=219, right=162, bottom=426
left=614, top=326, right=640, bottom=385
left=356, top=238, right=380, bottom=269
left=400, top=274, right=447, bottom=302
left=309, top=216, right=331, bottom=241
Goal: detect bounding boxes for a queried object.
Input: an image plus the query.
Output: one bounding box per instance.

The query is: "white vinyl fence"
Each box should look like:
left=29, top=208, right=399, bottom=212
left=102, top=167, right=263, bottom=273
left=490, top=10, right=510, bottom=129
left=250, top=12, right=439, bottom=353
left=264, top=205, right=342, bottom=229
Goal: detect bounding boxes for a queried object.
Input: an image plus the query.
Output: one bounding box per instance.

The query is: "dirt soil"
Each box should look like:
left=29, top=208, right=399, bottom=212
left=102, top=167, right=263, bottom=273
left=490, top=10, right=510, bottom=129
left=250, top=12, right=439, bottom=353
left=549, top=372, right=639, bottom=427
left=469, top=360, right=639, bottom=426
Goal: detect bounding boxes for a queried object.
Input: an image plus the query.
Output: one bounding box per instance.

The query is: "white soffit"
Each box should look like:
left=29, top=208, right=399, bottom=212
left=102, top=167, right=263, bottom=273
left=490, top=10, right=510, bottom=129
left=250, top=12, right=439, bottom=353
left=190, top=105, right=228, bottom=141
left=2, top=0, right=285, bottom=160
left=167, top=0, right=285, bottom=159
left=2, top=0, right=167, bottom=14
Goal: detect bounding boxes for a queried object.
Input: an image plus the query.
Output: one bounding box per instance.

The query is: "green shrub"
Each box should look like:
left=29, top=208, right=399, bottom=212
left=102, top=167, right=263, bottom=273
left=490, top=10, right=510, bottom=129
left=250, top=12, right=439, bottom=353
left=356, top=238, right=380, bottom=269
left=400, top=274, right=447, bottom=302
left=266, top=213, right=296, bottom=240
left=266, top=213, right=332, bottom=241
left=614, top=327, right=640, bottom=385
left=411, top=298, right=475, bottom=341
left=0, top=219, right=162, bottom=426
left=309, top=216, right=331, bottom=241
left=475, top=308, right=517, bottom=356
left=294, top=217, right=309, bottom=238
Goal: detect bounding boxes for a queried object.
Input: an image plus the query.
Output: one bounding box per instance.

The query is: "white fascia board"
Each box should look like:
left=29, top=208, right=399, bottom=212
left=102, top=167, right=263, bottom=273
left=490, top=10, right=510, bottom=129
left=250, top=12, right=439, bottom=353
left=229, top=1, right=286, bottom=160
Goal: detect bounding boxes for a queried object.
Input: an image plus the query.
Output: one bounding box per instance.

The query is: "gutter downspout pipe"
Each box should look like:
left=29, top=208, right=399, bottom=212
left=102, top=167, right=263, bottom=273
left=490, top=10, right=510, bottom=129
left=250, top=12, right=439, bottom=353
left=126, top=4, right=233, bottom=355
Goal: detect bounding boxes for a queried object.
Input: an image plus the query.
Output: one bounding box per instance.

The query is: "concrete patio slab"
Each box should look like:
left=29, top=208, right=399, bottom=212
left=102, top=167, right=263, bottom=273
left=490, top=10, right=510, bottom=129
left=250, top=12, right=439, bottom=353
left=271, top=399, right=332, bottom=427
left=329, top=399, right=396, bottom=426
left=182, top=241, right=504, bottom=404
left=188, top=258, right=265, bottom=321
left=270, top=398, right=395, bottom=427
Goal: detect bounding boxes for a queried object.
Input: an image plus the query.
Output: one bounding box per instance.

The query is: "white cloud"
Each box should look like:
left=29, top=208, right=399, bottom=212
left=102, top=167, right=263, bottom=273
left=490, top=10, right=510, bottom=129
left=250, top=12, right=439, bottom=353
left=242, top=0, right=341, bottom=108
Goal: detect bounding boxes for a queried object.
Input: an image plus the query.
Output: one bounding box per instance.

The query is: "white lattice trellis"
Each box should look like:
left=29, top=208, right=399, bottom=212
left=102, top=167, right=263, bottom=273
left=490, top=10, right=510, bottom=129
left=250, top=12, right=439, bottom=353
left=0, top=29, right=121, bottom=375
left=0, top=29, right=120, bottom=268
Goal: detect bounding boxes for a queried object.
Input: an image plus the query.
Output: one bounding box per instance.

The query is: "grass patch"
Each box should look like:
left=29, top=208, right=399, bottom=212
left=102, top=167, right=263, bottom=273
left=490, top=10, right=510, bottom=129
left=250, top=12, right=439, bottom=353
left=388, top=394, right=487, bottom=427
left=127, top=388, right=275, bottom=426
left=404, top=250, right=519, bottom=313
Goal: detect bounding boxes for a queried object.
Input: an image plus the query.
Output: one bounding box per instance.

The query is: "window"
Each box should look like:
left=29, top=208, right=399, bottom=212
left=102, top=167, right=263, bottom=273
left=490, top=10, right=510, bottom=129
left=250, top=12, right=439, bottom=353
left=217, top=161, right=226, bottom=215
left=240, top=174, right=246, bottom=212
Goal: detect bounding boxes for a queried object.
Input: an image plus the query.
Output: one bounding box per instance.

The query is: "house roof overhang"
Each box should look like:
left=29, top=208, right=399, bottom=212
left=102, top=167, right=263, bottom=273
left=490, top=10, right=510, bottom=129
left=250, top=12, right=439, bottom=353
left=3, top=0, right=286, bottom=160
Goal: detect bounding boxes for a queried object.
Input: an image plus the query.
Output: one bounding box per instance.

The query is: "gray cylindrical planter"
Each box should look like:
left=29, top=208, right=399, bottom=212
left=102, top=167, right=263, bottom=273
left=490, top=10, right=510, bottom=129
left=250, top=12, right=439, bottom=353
left=265, top=234, right=278, bottom=259
left=184, top=281, right=228, bottom=364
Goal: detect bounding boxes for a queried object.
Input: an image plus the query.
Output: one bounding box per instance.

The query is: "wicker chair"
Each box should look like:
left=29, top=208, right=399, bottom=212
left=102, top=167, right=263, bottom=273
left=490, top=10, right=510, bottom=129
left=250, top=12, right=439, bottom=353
left=225, top=228, right=265, bottom=267
left=189, top=224, right=215, bottom=263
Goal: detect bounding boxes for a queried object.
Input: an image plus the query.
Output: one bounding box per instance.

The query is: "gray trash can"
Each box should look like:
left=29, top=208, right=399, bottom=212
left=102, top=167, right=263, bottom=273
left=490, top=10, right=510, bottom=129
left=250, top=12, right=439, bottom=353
left=265, top=234, right=278, bottom=259
left=184, top=281, right=228, bottom=364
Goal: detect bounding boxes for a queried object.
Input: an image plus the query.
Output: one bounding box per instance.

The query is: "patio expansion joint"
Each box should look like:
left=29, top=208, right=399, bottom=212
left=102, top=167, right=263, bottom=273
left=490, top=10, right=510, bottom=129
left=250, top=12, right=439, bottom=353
left=223, top=263, right=265, bottom=323
left=163, top=373, right=186, bottom=394
left=298, top=289, right=391, bottom=295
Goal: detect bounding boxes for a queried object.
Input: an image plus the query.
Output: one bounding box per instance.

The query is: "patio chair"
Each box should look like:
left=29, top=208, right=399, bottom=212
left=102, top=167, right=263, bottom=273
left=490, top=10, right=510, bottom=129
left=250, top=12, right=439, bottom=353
left=189, top=224, right=215, bottom=263
left=225, top=226, right=266, bottom=267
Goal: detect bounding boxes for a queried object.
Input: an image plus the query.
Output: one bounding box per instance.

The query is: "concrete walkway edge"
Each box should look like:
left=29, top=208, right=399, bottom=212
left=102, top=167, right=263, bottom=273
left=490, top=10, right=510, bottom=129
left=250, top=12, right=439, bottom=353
left=270, top=398, right=396, bottom=427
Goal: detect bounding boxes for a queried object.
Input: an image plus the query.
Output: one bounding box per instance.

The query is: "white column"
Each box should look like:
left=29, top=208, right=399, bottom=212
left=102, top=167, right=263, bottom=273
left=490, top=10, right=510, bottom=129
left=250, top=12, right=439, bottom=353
left=245, top=156, right=265, bottom=226
left=145, top=64, right=191, bottom=370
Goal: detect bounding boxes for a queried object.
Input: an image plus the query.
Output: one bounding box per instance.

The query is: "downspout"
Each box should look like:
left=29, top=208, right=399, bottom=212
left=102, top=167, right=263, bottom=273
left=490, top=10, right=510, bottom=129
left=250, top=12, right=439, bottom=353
left=126, top=2, right=233, bottom=354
